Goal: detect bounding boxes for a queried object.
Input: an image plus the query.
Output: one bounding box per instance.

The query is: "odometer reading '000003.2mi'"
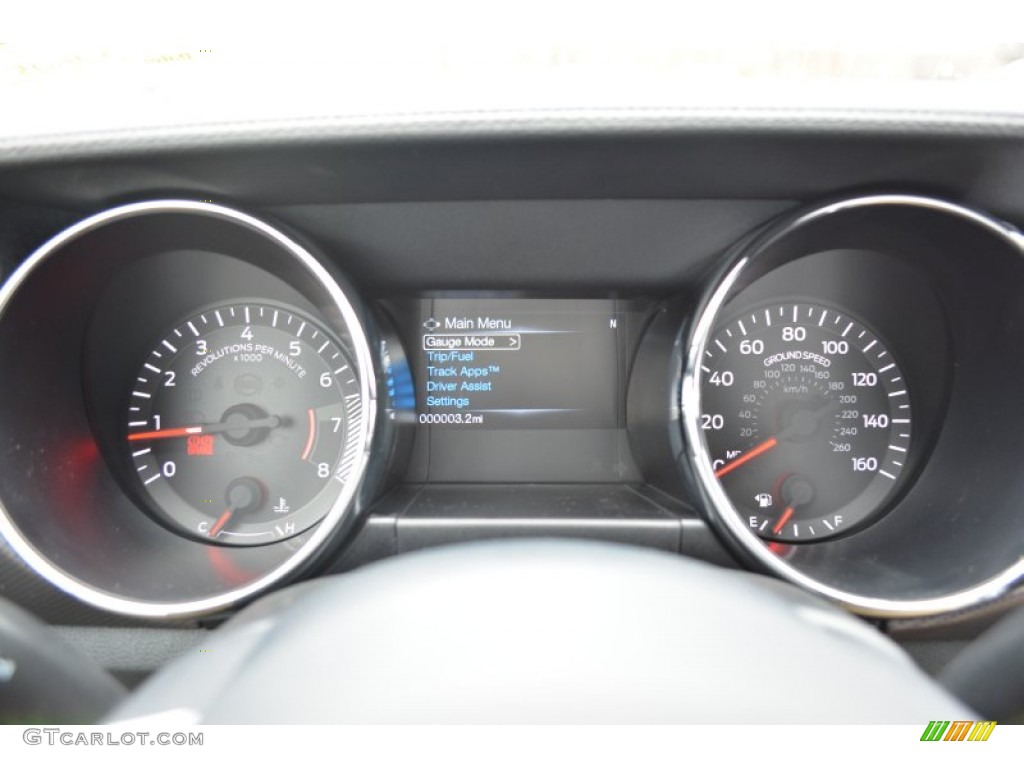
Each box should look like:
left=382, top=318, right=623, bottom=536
left=698, top=301, right=912, bottom=542
left=126, top=302, right=365, bottom=546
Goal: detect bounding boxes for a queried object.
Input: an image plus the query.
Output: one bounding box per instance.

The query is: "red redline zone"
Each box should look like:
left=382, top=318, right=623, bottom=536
left=300, top=408, right=317, bottom=461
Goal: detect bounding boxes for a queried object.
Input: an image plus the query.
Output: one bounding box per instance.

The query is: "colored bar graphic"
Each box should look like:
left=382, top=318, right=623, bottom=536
left=920, top=720, right=996, bottom=742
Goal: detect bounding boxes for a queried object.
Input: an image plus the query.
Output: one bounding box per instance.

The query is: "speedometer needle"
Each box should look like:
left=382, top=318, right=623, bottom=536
left=713, top=398, right=839, bottom=479
left=128, top=415, right=283, bottom=441
left=714, top=437, right=778, bottom=478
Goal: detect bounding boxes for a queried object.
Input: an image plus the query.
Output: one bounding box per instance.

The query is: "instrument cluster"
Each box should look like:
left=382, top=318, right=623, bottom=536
left=1, top=195, right=1023, bottom=619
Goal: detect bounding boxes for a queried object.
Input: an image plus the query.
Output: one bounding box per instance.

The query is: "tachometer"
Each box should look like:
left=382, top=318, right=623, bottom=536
left=698, top=301, right=911, bottom=542
left=127, top=301, right=364, bottom=546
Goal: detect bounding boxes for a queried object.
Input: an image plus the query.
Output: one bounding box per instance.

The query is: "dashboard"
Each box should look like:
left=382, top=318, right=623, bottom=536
left=1, top=110, right=1024, bottom=701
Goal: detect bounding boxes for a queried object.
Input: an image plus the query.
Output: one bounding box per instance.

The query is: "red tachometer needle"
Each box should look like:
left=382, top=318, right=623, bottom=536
left=773, top=506, right=795, bottom=535
left=209, top=509, right=233, bottom=537
left=128, top=415, right=282, bottom=442
left=714, top=437, right=778, bottom=478
left=127, top=426, right=203, bottom=442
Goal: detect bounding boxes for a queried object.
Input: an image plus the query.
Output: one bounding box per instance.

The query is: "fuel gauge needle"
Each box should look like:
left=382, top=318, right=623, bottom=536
left=773, top=506, right=795, bottom=535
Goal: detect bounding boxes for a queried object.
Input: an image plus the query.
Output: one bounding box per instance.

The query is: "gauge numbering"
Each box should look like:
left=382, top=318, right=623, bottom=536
left=127, top=302, right=364, bottom=546
left=698, top=301, right=912, bottom=542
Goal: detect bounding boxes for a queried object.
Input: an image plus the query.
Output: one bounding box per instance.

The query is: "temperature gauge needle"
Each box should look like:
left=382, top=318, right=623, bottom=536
left=209, top=509, right=234, bottom=537
left=208, top=477, right=264, bottom=539
left=714, top=437, right=778, bottom=478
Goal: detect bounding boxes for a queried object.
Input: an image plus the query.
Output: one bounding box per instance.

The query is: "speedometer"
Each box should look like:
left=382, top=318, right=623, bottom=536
left=698, top=301, right=911, bottom=542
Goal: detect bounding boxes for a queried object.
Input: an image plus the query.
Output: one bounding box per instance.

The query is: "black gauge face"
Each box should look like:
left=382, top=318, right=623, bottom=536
left=698, top=301, right=912, bottom=542
left=127, top=302, right=364, bottom=546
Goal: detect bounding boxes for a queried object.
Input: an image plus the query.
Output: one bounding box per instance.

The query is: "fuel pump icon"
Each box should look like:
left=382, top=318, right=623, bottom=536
left=754, top=493, right=773, bottom=508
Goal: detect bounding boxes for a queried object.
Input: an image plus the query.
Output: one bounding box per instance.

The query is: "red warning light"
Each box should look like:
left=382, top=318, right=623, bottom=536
left=187, top=435, right=215, bottom=456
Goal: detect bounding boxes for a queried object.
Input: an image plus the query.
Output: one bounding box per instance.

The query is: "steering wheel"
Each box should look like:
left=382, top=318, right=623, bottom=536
left=94, top=540, right=976, bottom=724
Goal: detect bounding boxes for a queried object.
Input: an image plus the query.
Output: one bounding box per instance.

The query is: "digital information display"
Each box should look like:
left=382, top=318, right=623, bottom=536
left=417, top=298, right=621, bottom=430
left=404, top=297, right=646, bottom=483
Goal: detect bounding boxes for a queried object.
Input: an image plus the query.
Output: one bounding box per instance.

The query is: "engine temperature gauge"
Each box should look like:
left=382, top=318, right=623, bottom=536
left=127, top=301, right=364, bottom=546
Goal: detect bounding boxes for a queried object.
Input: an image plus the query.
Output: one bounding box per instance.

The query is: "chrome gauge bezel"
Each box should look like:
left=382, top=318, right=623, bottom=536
left=682, top=194, right=1024, bottom=618
left=0, top=201, right=380, bottom=618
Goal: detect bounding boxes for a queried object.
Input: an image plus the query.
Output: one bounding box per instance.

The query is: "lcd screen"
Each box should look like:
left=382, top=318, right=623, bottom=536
left=400, top=297, right=647, bottom=483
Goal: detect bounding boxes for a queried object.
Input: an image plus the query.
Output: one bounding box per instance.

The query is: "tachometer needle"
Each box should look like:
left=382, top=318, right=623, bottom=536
left=127, top=426, right=203, bottom=441
left=209, top=509, right=234, bottom=537
left=128, top=415, right=283, bottom=442
left=714, top=437, right=778, bottom=478
left=773, top=506, right=795, bottom=535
